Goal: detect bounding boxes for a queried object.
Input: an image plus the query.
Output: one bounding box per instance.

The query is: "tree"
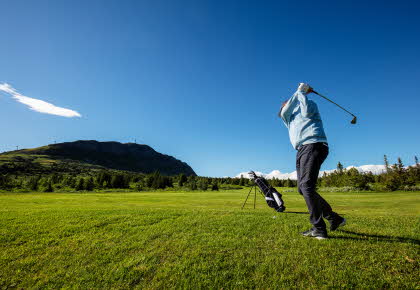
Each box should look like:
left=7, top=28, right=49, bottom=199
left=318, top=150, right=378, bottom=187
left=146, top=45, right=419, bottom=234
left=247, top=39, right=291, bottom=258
left=188, top=180, right=197, bottom=190
left=347, top=168, right=369, bottom=190
left=26, top=176, right=39, bottom=191
left=178, top=174, right=187, bottom=187
left=102, top=180, right=109, bottom=188
left=96, top=171, right=111, bottom=188
left=85, top=177, right=94, bottom=191
left=337, top=162, right=344, bottom=174
left=134, top=182, right=143, bottom=191
left=383, top=174, right=401, bottom=191
left=111, top=174, right=125, bottom=188
left=75, top=177, right=85, bottom=191
left=198, top=179, right=209, bottom=191
left=239, top=175, right=246, bottom=186
left=211, top=183, right=219, bottom=191
left=44, top=181, right=53, bottom=192
left=51, top=173, right=60, bottom=184
left=384, top=155, right=390, bottom=173
left=396, top=157, right=404, bottom=174
left=0, top=175, right=11, bottom=190
left=285, top=178, right=294, bottom=187
left=39, top=178, right=53, bottom=192
left=67, top=176, right=76, bottom=188
left=151, top=172, right=163, bottom=189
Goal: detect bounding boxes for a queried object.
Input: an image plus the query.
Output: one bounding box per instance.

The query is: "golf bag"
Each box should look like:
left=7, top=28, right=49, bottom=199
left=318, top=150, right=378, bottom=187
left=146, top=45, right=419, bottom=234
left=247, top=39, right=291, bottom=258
left=249, top=171, right=286, bottom=212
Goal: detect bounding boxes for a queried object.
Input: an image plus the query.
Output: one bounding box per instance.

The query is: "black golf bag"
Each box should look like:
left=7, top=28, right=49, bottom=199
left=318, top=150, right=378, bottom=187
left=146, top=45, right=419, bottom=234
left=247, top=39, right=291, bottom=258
left=249, top=171, right=286, bottom=212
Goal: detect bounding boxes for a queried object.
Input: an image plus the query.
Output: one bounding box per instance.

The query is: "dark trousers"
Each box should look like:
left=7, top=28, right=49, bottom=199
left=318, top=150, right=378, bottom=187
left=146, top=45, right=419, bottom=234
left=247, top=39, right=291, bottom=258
left=296, top=142, right=338, bottom=233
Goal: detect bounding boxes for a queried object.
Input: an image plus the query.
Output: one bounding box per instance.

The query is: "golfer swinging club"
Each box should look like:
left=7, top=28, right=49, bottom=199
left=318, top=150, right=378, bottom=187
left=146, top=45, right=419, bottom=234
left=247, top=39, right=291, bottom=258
left=279, top=83, right=346, bottom=239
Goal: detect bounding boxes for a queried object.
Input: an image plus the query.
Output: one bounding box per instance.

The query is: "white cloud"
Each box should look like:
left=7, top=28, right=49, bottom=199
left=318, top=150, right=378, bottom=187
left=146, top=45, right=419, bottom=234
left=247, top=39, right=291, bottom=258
left=235, top=164, right=388, bottom=180
left=0, top=83, right=81, bottom=118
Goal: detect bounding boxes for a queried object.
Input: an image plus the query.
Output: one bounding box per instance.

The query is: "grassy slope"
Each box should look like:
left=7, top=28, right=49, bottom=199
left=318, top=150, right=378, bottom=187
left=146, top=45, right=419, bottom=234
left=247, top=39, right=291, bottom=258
left=0, top=190, right=419, bottom=288
left=0, top=151, right=102, bottom=170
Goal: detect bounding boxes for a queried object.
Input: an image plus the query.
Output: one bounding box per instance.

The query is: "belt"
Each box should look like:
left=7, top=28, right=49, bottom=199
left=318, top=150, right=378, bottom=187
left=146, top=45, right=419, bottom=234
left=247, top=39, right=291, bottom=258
left=298, top=142, right=328, bottom=150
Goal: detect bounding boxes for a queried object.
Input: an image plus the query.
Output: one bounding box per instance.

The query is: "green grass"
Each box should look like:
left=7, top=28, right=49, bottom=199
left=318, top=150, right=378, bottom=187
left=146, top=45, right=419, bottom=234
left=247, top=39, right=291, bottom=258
left=0, top=190, right=419, bottom=288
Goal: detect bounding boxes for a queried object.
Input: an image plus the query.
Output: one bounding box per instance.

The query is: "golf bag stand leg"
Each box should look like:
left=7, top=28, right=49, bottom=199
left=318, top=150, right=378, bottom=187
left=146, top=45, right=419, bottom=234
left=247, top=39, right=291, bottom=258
left=254, top=185, right=257, bottom=209
left=241, top=185, right=257, bottom=209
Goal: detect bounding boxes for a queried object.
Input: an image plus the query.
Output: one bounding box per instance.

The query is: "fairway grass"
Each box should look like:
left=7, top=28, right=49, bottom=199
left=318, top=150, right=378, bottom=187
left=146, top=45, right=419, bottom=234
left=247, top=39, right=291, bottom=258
left=0, top=190, right=419, bottom=288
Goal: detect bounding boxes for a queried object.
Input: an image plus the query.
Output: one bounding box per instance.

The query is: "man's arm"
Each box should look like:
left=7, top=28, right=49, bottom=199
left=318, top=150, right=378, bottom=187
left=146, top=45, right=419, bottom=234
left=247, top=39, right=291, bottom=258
left=295, top=83, right=314, bottom=117
left=278, top=92, right=299, bottom=124
left=295, top=91, right=311, bottom=117
left=278, top=83, right=314, bottom=123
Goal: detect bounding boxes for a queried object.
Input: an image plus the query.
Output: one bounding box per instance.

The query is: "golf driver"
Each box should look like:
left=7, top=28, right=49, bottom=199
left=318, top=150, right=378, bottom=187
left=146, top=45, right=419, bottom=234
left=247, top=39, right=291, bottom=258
left=312, top=90, right=357, bottom=124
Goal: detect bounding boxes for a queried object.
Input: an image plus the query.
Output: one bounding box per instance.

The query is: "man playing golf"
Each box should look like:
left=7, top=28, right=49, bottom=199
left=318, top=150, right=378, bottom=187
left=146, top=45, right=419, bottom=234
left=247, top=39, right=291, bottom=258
left=279, top=83, right=346, bottom=239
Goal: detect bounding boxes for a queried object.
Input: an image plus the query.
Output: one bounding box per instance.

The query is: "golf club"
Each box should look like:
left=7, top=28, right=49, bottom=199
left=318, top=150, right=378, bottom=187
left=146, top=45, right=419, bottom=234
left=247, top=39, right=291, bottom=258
left=312, top=90, right=357, bottom=124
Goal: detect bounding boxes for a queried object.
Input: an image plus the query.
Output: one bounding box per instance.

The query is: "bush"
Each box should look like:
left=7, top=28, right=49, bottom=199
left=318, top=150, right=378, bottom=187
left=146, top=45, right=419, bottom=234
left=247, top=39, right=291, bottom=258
left=401, top=185, right=420, bottom=191
left=367, top=183, right=387, bottom=192
left=133, top=182, right=143, bottom=191
left=198, top=179, right=209, bottom=191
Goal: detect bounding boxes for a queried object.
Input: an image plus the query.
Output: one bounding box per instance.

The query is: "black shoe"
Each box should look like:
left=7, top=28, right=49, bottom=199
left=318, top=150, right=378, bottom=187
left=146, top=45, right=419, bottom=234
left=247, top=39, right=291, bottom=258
left=330, top=217, right=346, bottom=231
left=301, top=228, right=328, bottom=240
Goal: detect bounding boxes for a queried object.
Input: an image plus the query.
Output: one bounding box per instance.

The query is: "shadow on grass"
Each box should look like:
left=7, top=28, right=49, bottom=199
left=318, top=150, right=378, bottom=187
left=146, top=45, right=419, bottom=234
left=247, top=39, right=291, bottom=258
left=281, top=211, right=347, bottom=216
left=331, top=230, right=420, bottom=245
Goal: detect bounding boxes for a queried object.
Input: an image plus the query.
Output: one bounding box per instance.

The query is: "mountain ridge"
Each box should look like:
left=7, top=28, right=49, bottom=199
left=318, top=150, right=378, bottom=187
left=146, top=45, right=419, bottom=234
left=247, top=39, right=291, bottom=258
left=0, top=140, right=196, bottom=176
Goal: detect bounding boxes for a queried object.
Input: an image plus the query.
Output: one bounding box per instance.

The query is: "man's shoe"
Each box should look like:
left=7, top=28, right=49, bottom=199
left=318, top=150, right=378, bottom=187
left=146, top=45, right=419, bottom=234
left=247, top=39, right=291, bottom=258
left=330, top=217, right=346, bottom=231
left=301, top=228, right=328, bottom=240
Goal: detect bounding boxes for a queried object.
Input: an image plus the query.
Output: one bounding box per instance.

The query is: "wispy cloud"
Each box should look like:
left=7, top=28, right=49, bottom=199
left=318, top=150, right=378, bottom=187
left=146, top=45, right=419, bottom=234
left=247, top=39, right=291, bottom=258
left=0, top=83, right=81, bottom=118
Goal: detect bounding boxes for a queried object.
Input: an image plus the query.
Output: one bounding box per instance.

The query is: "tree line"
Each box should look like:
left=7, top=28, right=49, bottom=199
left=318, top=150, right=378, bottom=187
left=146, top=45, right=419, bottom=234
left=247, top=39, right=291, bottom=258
left=0, top=156, right=418, bottom=192
left=0, top=171, right=222, bottom=192
left=318, top=156, right=420, bottom=191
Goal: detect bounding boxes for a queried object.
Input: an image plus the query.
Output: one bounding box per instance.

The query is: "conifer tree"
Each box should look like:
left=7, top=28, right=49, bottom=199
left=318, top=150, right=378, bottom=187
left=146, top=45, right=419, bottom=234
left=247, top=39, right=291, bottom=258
left=337, top=162, right=344, bottom=173
left=396, top=157, right=404, bottom=173
left=178, top=174, right=187, bottom=187
left=384, top=155, right=390, bottom=173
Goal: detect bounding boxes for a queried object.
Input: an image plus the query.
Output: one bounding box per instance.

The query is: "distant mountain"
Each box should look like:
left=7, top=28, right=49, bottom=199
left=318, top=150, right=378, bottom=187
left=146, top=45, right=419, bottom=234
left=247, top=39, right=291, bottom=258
left=235, top=164, right=387, bottom=180
left=0, top=140, right=196, bottom=176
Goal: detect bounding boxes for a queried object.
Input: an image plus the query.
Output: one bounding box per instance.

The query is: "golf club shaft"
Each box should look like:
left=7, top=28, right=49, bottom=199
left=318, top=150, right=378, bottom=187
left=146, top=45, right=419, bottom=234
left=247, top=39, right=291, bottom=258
left=312, top=91, right=356, bottom=118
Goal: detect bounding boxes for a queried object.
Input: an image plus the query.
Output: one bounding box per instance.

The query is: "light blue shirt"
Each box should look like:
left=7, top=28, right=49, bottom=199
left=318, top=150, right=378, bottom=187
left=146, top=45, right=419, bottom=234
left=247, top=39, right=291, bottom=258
left=279, top=90, right=327, bottom=150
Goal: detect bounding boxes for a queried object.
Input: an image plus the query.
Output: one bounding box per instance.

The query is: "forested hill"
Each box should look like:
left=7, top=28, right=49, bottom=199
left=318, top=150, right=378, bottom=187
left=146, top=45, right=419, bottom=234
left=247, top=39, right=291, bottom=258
left=0, top=140, right=196, bottom=176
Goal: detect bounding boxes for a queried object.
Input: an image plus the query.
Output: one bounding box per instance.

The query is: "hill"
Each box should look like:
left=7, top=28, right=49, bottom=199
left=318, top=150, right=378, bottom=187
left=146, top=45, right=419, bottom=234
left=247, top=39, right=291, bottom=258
left=0, top=140, right=196, bottom=176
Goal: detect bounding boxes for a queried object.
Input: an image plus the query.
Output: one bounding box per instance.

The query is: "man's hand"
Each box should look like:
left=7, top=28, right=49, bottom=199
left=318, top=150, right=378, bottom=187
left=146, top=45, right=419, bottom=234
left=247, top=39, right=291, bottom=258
left=298, top=83, right=313, bottom=94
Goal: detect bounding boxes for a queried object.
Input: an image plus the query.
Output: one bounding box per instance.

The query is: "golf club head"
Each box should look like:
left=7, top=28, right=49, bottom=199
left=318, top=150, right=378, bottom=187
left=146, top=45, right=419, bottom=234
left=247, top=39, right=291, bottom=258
left=351, top=116, right=357, bottom=124
left=248, top=171, right=258, bottom=180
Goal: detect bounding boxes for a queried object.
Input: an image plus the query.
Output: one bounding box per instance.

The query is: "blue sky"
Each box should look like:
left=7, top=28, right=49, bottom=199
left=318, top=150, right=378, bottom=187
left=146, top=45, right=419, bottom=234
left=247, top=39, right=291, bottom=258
left=1, top=0, right=419, bottom=176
